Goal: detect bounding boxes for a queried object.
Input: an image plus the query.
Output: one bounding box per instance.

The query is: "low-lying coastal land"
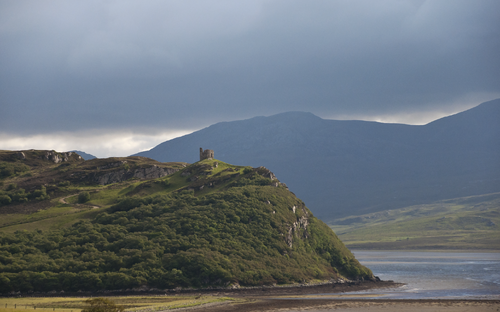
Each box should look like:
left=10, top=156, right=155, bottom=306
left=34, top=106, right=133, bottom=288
left=1, top=282, right=498, bottom=312
left=330, top=192, right=500, bottom=250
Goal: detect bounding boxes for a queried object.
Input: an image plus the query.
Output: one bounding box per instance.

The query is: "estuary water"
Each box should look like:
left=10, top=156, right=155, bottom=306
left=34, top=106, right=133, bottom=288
left=345, top=250, right=500, bottom=299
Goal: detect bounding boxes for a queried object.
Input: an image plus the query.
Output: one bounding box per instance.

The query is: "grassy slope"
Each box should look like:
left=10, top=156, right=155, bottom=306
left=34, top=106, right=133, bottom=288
left=329, top=192, right=500, bottom=250
left=0, top=150, right=186, bottom=231
left=0, top=156, right=245, bottom=232
left=0, top=159, right=274, bottom=232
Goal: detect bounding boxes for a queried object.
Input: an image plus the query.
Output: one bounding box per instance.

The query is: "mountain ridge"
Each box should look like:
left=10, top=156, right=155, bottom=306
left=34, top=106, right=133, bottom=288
left=134, top=99, right=500, bottom=219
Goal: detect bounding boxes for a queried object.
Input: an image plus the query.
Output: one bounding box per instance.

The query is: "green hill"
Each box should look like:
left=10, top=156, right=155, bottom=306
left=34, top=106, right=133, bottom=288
left=330, top=193, right=500, bottom=250
left=0, top=150, right=371, bottom=293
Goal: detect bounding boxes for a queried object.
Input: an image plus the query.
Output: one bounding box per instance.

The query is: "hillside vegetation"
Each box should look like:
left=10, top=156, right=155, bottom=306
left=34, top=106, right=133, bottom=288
left=0, top=150, right=371, bottom=293
left=330, top=193, right=500, bottom=250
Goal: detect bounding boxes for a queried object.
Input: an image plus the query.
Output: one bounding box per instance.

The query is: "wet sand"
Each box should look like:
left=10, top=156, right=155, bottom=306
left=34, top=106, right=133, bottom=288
left=190, top=299, right=500, bottom=312
left=171, top=281, right=499, bottom=312
left=170, top=280, right=400, bottom=297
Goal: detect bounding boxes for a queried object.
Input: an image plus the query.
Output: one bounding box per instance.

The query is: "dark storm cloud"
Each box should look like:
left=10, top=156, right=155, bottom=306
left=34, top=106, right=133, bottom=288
left=1, top=0, right=499, bottom=135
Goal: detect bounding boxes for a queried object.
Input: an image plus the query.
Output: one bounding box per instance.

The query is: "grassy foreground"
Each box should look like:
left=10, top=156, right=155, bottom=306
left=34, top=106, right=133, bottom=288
left=330, top=192, right=500, bottom=250
left=0, top=296, right=235, bottom=312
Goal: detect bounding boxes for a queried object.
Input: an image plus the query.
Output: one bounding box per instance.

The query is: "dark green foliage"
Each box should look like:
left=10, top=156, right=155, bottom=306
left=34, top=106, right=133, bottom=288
left=58, top=181, right=71, bottom=187
left=78, top=191, right=91, bottom=203
left=0, top=184, right=53, bottom=206
left=32, top=186, right=50, bottom=201
left=0, top=195, right=11, bottom=205
left=243, top=168, right=253, bottom=174
left=81, top=298, right=124, bottom=312
left=0, top=159, right=371, bottom=292
left=0, top=188, right=30, bottom=206
left=0, top=184, right=371, bottom=292
left=0, top=163, right=30, bottom=179
left=233, top=172, right=272, bottom=187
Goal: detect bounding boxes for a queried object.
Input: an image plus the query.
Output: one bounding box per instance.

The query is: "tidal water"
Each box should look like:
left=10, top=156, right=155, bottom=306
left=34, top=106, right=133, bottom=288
left=343, top=250, right=500, bottom=299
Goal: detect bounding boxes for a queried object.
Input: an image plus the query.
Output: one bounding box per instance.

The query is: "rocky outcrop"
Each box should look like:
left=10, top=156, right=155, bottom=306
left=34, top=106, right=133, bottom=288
left=43, top=151, right=82, bottom=163
left=285, top=204, right=310, bottom=248
left=256, top=166, right=276, bottom=180
left=94, top=165, right=178, bottom=185
left=15, top=152, right=26, bottom=160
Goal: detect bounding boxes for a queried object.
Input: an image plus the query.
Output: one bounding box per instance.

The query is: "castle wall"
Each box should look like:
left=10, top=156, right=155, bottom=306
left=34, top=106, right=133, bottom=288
left=199, top=148, right=214, bottom=161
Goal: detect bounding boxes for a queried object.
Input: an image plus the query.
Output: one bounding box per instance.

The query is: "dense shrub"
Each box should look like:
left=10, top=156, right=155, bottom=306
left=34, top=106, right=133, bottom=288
left=78, top=191, right=91, bottom=203
left=81, top=298, right=124, bottom=312
left=0, top=163, right=30, bottom=179
left=0, top=194, right=11, bottom=205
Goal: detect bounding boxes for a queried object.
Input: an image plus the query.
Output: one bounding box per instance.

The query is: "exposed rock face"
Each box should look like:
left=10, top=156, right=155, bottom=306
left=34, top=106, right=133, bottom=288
left=43, top=151, right=80, bottom=163
left=94, top=165, right=178, bottom=185
left=285, top=204, right=310, bottom=248
left=257, top=166, right=276, bottom=180
left=15, top=152, right=26, bottom=160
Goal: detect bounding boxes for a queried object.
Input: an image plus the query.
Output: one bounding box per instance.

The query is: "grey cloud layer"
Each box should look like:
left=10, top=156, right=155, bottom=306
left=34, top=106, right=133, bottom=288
left=1, top=0, right=499, bottom=134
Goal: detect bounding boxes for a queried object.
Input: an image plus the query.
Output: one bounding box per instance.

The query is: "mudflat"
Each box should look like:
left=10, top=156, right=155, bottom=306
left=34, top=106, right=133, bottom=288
left=174, top=280, right=399, bottom=297
left=188, top=299, right=500, bottom=312
left=172, top=281, right=499, bottom=312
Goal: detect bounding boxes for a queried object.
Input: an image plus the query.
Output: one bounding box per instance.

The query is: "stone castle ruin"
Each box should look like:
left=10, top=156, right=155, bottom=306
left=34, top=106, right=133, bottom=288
left=199, top=148, right=214, bottom=161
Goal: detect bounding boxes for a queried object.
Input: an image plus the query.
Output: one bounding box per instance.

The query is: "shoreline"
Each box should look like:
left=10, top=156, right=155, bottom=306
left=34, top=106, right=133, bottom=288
left=1, top=280, right=401, bottom=298
left=351, top=249, right=500, bottom=253
left=186, top=299, right=500, bottom=312
left=191, top=280, right=402, bottom=297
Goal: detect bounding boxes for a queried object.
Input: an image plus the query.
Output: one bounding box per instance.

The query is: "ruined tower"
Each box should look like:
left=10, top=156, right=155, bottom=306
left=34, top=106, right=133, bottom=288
left=199, top=147, right=214, bottom=161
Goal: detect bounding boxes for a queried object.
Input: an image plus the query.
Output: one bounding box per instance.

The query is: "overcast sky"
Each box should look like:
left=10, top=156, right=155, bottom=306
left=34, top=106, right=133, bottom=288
left=1, top=0, right=499, bottom=157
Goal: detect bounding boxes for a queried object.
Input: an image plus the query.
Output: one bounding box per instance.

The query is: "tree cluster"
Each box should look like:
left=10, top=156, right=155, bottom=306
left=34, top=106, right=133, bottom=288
left=0, top=184, right=50, bottom=206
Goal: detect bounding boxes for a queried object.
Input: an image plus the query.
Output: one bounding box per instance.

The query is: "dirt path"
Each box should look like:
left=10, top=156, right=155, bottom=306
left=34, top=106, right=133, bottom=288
left=59, top=193, right=100, bottom=209
left=59, top=194, right=74, bottom=204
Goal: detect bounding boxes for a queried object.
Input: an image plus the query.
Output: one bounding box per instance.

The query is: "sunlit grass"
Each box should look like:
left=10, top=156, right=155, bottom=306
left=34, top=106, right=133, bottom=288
left=0, top=296, right=235, bottom=312
left=0, top=207, right=100, bottom=233
left=330, top=193, right=500, bottom=250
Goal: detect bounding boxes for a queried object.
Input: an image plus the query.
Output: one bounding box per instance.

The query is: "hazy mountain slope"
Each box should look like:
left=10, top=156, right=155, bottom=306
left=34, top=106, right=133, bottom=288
left=71, top=150, right=97, bottom=160
left=135, top=99, right=500, bottom=219
left=330, top=192, right=500, bottom=250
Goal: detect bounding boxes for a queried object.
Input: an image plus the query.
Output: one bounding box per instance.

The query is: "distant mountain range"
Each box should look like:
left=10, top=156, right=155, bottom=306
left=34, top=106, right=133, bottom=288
left=71, top=150, right=96, bottom=160
left=134, top=99, right=500, bottom=220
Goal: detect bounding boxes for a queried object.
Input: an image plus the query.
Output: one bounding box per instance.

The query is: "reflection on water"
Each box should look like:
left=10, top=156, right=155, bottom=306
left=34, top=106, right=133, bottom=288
left=345, top=251, right=500, bottom=299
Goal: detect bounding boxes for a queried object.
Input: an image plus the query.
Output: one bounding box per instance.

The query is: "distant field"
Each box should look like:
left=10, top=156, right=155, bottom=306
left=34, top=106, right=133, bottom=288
left=0, top=296, right=234, bottom=312
left=329, top=193, right=500, bottom=250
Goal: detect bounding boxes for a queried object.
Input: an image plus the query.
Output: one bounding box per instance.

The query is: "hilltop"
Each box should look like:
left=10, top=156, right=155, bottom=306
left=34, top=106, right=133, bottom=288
left=0, top=150, right=185, bottom=214
left=0, top=150, right=371, bottom=293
